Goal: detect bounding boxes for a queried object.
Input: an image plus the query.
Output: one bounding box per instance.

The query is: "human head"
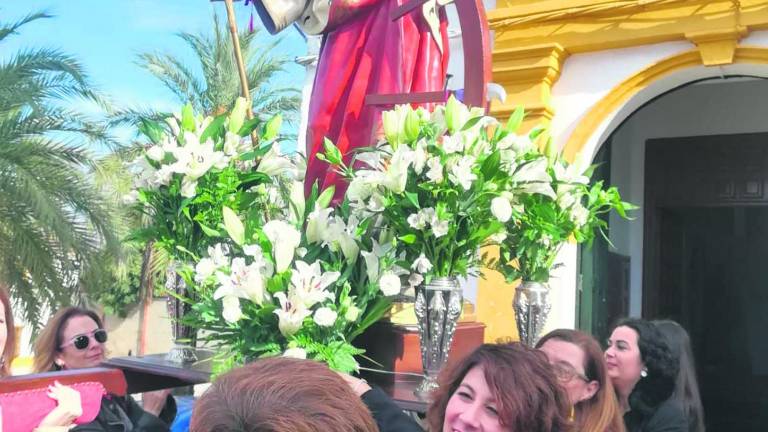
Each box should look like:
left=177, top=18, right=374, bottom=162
left=605, top=318, right=678, bottom=415
left=653, top=320, right=704, bottom=432
left=33, top=306, right=106, bottom=372
left=427, top=343, right=572, bottom=432
left=0, top=285, right=15, bottom=377
left=190, top=357, right=378, bottom=432
left=537, top=329, right=624, bottom=432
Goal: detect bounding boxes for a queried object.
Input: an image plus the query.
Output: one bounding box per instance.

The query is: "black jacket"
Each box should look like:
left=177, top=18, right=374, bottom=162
left=361, top=387, right=424, bottom=432
left=71, top=394, right=176, bottom=432
left=624, top=398, right=688, bottom=432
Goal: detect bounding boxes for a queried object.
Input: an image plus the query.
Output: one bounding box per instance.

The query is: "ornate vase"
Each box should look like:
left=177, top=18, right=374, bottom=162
left=513, top=281, right=552, bottom=346
left=165, top=263, right=198, bottom=363
left=414, top=276, right=463, bottom=399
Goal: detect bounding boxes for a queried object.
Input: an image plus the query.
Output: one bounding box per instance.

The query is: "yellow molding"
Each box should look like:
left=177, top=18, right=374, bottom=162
left=490, top=44, right=568, bottom=126
left=562, top=46, right=768, bottom=161
left=489, top=0, right=768, bottom=55
left=686, top=26, right=748, bottom=65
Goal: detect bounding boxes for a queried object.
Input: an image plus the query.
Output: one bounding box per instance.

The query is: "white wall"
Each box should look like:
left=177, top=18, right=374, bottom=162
left=608, top=77, right=768, bottom=315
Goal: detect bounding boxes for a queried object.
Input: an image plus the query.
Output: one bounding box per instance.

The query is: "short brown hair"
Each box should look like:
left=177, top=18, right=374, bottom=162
left=33, top=306, right=104, bottom=373
left=0, top=285, right=15, bottom=377
left=190, top=357, right=378, bottom=432
left=427, top=343, right=573, bottom=432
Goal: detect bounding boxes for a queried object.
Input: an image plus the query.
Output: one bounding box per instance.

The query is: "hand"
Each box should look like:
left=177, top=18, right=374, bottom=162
left=140, top=389, right=171, bottom=416
left=336, top=372, right=372, bottom=396
left=37, top=381, right=83, bottom=427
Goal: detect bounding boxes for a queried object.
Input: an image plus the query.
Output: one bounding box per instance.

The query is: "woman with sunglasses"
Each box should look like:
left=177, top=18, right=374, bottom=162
left=2, top=288, right=86, bottom=431
left=536, top=329, right=626, bottom=432
left=34, top=306, right=176, bottom=431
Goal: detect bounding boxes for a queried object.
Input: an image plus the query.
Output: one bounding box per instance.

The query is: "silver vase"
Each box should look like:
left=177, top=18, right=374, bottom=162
left=513, top=281, right=552, bottom=346
left=165, top=263, right=198, bottom=363
left=414, top=276, right=463, bottom=399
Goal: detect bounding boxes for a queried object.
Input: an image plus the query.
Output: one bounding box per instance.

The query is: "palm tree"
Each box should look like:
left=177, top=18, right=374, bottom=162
left=0, top=12, right=119, bottom=326
left=112, top=14, right=300, bottom=126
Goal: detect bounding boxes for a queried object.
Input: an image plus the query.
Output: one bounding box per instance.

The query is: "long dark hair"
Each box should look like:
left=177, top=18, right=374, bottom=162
left=653, top=320, right=705, bottom=432
left=537, top=329, right=625, bottom=432
left=427, top=343, right=573, bottom=432
left=614, top=318, right=679, bottom=417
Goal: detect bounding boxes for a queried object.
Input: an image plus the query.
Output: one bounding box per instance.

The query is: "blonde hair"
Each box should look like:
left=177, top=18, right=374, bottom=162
left=33, top=306, right=103, bottom=373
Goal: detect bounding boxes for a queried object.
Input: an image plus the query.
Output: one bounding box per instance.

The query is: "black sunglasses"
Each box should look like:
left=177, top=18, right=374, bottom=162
left=61, top=329, right=108, bottom=350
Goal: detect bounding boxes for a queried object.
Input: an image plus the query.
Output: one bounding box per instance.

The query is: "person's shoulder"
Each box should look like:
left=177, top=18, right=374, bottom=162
left=645, top=398, right=688, bottom=432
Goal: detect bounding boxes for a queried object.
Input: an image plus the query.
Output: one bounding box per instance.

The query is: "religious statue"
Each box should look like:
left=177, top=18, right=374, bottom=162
left=251, top=0, right=451, bottom=197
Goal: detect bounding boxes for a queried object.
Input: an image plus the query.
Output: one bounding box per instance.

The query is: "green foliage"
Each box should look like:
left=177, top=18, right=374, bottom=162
left=0, top=12, right=120, bottom=326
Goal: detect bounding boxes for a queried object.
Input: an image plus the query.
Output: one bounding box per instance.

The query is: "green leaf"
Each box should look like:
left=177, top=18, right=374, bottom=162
left=262, top=114, right=282, bottom=141
left=461, top=116, right=483, bottom=131
left=506, top=105, right=525, bottom=132
left=238, top=117, right=262, bottom=137
left=405, top=191, right=420, bottom=209
left=137, top=118, right=166, bottom=144
left=481, top=150, right=501, bottom=179
left=222, top=206, right=245, bottom=245
left=181, top=103, right=196, bottom=132
left=316, top=186, right=335, bottom=209
left=199, top=114, right=227, bottom=145
left=199, top=222, right=221, bottom=237
left=399, top=234, right=417, bottom=244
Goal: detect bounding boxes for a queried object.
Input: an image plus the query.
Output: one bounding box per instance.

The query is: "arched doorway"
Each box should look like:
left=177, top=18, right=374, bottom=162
left=580, top=73, right=768, bottom=431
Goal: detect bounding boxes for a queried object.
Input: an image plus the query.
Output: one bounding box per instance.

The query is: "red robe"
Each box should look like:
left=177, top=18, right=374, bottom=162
left=303, top=0, right=449, bottom=198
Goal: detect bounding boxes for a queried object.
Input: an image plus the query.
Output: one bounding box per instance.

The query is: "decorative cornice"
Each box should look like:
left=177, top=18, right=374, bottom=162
left=686, top=26, right=748, bottom=65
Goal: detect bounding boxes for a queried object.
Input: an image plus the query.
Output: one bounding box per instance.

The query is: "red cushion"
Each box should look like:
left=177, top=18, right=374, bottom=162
left=0, top=381, right=105, bottom=431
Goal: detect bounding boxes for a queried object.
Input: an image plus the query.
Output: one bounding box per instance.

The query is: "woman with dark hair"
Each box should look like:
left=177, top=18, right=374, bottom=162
left=605, top=318, right=687, bottom=432
left=537, top=329, right=625, bottom=432
left=34, top=306, right=176, bottom=431
left=427, top=342, right=572, bottom=432
left=653, top=320, right=705, bottom=432
left=190, top=356, right=379, bottom=432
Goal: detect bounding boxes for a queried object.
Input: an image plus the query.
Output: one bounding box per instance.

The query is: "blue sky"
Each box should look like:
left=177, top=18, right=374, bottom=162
left=1, top=1, right=307, bottom=143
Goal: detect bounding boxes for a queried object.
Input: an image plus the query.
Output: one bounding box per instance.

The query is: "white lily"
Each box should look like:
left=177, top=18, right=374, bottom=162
left=290, top=260, right=339, bottom=308
left=263, top=220, right=301, bottom=272
left=378, top=272, right=402, bottom=296
left=257, top=143, right=294, bottom=176
left=151, top=165, right=174, bottom=187
left=194, top=258, right=216, bottom=283
left=449, top=156, right=477, bottom=191
left=180, top=177, right=198, bottom=198
left=146, top=145, right=165, bottom=162
left=313, top=307, right=338, bottom=327
left=426, top=157, right=444, bottom=183
left=411, top=253, right=433, bottom=274
left=171, top=131, right=227, bottom=179
left=273, top=292, right=312, bottom=336
left=214, top=257, right=270, bottom=306
left=283, top=347, right=307, bottom=359
left=412, top=139, right=429, bottom=174
left=431, top=218, right=449, bottom=238
left=220, top=296, right=243, bottom=323
left=491, top=197, right=513, bottom=223
left=288, top=181, right=306, bottom=223
left=382, top=144, right=413, bottom=193
left=306, top=207, right=334, bottom=244
left=442, top=134, right=463, bottom=154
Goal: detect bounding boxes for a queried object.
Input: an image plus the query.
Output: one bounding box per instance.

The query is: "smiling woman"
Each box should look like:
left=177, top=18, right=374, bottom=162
left=428, top=343, right=572, bottom=432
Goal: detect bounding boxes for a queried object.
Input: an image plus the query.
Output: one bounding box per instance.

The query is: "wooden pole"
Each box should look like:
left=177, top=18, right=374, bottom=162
left=224, top=0, right=254, bottom=120
left=137, top=241, right=154, bottom=356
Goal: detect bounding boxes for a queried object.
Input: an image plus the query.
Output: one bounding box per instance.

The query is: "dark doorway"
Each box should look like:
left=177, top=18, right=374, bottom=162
left=645, top=134, right=768, bottom=431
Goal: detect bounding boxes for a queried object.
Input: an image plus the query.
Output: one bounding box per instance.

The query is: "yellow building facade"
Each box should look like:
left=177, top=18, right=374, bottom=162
left=477, top=0, right=768, bottom=342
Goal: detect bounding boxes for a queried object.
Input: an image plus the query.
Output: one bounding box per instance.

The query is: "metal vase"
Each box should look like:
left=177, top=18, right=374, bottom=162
left=165, top=263, right=198, bottom=363
left=513, top=281, right=552, bottom=347
left=414, top=276, right=463, bottom=399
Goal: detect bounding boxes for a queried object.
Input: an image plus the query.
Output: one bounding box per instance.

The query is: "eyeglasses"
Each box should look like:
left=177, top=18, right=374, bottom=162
left=60, top=329, right=108, bottom=350
left=551, top=362, right=590, bottom=383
